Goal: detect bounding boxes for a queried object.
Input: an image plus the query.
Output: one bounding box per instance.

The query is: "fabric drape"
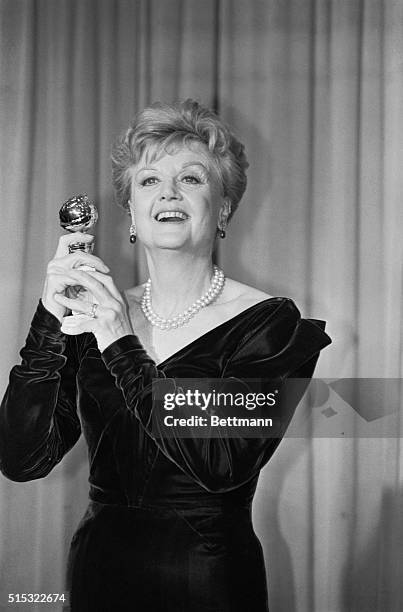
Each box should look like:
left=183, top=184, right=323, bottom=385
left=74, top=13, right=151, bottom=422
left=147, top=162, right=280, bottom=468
left=1, top=1, right=402, bottom=610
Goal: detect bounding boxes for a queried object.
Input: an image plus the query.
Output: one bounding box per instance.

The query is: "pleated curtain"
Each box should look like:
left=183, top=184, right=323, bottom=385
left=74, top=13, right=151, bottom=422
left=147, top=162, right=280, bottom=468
left=1, top=1, right=402, bottom=610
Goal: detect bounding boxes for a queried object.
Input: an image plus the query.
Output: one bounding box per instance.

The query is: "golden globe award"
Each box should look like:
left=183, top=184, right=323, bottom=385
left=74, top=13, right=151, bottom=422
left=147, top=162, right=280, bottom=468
left=59, top=194, right=99, bottom=334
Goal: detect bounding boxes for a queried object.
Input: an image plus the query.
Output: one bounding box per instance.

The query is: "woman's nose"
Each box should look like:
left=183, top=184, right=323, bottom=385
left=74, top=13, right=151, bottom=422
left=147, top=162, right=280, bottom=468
left=159, top=179, right=182, bottom=201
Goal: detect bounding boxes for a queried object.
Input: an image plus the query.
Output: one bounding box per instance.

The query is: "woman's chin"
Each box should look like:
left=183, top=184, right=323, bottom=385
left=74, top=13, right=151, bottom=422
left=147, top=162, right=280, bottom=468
left=140, top=222, right=212, bottom=252
left=140, top=223, right=186, bottom=247
left=144, top=233, right=192, bottom=251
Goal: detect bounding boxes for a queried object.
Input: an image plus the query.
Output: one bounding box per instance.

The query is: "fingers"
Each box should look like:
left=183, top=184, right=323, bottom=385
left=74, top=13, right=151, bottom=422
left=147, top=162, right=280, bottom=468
left=53, top=269, right=116, bottom=305
left=41, top=269, right=89, bottom=321
left=45, top=270, right=92, bottom=293
left=85, top=269, right=123, bottom=302
left=54, top=293, right=96, bottom=314
left=47, top=254, right=109, bottom=283
left=53, top=270, right=133, bottom=347
left=53, top=252, right=109, bottom=271
left=70, top=252, right=109, bottom=272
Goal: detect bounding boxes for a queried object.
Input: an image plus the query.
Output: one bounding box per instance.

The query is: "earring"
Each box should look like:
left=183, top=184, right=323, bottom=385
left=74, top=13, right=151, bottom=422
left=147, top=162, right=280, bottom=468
left=129, top=222, right=136, bottom=244
left=218, top=226, right=226, bottom=239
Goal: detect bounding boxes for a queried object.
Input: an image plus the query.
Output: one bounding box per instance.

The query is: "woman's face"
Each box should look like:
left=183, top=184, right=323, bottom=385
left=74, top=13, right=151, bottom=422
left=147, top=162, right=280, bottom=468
left=129, top=143, right=230, bottom=256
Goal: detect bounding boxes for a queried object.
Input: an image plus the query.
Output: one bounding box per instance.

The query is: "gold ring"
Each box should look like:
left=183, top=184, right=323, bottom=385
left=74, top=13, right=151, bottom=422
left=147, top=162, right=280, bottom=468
left=89, top=303, right=98, bottom=318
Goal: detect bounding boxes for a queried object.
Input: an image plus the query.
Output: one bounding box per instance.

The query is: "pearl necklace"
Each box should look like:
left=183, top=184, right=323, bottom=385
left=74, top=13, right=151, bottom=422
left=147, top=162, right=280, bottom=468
left=141, top=265, right=225, bottom=330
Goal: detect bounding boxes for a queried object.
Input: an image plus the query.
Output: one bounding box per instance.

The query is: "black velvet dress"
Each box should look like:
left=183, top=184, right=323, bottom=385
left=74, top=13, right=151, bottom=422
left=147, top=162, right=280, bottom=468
left=0, top=297, right=331, bottom=612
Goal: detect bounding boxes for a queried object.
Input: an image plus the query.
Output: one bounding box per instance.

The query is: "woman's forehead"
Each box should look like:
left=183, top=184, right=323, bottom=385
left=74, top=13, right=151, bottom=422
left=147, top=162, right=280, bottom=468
left=129, top=139, right=224, bottom=193
left=137, top=139, right=212, bottom=168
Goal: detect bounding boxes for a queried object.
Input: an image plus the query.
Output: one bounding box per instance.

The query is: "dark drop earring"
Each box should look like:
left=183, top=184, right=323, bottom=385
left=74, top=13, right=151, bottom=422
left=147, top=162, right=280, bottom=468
left=129, top=223, right=136, bottom=244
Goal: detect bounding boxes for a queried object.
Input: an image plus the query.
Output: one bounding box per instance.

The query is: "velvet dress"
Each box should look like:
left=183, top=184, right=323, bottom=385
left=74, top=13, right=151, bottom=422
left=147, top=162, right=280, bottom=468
left=0, top=297, right=331, bottom=611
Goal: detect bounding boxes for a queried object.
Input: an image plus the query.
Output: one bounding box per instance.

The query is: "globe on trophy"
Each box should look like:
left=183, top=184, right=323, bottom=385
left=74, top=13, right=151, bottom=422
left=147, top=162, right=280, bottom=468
left=59, top=194, right=98, bottom=252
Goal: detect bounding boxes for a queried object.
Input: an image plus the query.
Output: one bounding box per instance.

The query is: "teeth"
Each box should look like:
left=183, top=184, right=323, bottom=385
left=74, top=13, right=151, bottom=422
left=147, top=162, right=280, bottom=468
left=156, top=211, right=188, bottom=221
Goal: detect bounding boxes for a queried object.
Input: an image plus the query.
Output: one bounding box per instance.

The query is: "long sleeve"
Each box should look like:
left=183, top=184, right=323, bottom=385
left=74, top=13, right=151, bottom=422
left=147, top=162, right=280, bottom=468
left=102, top=300, right=332, bottom=493
left=0, top=301, right=82, bottom=481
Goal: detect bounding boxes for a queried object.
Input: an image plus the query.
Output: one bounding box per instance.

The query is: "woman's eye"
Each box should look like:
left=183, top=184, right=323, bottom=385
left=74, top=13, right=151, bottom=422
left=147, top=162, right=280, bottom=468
left=181, top=175, right=201, bottom=184
left=141, top=177, right=159, bottom=186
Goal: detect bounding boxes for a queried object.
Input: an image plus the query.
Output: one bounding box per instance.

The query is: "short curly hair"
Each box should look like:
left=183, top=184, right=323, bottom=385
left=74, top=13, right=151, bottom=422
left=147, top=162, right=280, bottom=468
left=111, top=99, right=249, bottom=220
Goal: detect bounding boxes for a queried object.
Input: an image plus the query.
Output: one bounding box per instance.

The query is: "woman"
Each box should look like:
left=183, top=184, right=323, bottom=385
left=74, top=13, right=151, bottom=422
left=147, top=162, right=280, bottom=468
left=0, top=100, right=331, bottom=611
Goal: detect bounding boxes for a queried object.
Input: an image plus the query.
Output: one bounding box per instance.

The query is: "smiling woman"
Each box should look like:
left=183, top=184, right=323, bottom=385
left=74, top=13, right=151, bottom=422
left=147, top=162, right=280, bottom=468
left=0, top=99, right=331, bottom=611
left=129, top=146, right=228, bottom=255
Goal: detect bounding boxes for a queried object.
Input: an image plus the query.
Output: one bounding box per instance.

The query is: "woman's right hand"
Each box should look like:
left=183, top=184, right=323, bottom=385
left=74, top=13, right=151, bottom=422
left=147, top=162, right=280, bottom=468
left=41, top=233, right=110, bottom=322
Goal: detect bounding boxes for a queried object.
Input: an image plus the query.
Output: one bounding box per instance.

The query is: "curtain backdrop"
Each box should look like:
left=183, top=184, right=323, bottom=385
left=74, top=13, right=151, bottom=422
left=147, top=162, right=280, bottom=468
left=1, top=1, right=402, bottom=610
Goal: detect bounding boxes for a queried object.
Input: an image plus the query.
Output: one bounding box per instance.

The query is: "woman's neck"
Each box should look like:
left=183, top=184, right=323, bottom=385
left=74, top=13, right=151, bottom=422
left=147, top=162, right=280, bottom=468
left=144, top=250, right=216, bottom=319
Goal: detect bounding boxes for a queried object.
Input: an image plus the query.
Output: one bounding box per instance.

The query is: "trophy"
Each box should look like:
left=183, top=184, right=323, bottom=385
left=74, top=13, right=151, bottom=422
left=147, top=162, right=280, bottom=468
left=59, top=194, right=98, bottom=251
left=59, top=194, right=99, bottom=333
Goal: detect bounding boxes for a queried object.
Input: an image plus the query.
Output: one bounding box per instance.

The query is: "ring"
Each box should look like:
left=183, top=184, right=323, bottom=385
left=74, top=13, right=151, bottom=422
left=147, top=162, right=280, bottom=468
left=89, top=303, right=98, bottom=318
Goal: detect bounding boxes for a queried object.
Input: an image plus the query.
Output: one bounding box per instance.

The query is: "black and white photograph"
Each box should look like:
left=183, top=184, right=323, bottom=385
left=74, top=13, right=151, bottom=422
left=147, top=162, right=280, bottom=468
left=0, top=1, right=402, bottom=611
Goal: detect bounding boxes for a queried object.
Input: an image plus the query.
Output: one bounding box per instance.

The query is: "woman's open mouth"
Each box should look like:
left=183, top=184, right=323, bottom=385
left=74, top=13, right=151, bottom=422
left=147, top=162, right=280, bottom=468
left=154, top=211, right=189, bottom=222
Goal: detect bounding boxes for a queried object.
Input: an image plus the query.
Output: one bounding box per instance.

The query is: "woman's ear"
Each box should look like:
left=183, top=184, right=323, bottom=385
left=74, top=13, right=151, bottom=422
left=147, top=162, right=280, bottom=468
left=218, top=198, right=231, bottom=228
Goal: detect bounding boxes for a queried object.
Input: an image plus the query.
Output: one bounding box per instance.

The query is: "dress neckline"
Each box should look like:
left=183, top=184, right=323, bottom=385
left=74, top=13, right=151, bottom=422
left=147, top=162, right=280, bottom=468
left=156, top=297, right=289, bottom=367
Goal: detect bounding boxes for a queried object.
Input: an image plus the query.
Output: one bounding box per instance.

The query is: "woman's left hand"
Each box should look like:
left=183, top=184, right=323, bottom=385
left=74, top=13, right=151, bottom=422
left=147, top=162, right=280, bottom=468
left=53, top=269, right=134, bottom=352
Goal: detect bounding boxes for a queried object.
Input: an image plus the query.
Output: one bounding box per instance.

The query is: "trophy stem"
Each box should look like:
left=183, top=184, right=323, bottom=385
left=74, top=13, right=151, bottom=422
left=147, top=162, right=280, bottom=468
left=68, top=242, right=94, bottom=254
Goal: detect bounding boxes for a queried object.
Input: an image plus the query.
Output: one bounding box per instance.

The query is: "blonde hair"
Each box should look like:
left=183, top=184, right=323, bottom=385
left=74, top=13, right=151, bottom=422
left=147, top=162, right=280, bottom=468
left=111, top=99, right=249, bottom=220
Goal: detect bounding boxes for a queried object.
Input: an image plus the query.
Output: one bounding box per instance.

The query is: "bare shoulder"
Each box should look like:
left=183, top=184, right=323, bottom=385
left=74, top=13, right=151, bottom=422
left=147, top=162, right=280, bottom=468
left=211, top=278, right=274, bottom=321
left=219, top=278, right=273, bottom=308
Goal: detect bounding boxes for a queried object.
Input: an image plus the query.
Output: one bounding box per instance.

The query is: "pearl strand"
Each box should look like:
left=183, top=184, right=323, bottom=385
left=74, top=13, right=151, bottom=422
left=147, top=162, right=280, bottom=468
left=141, top=265, right=225, bottom=330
